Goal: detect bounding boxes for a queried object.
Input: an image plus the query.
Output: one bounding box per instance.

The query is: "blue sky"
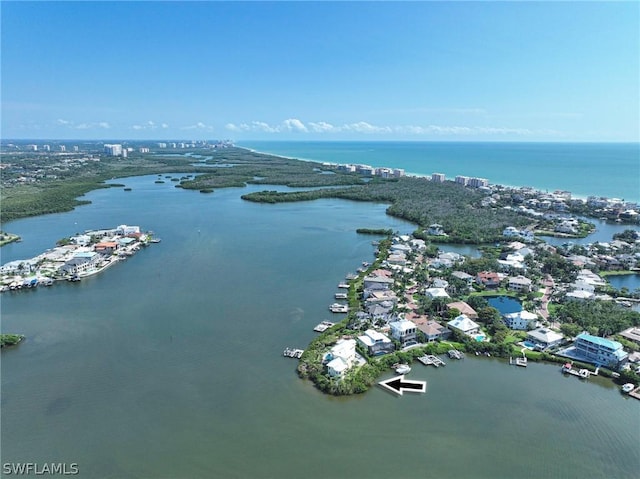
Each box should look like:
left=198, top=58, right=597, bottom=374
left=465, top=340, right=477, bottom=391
left=2, top=1, right=638, bottom=141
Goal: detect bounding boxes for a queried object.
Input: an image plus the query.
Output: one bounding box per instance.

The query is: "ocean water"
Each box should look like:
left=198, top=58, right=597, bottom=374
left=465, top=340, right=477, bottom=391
left=2, top=174, right=639, bottom=478
left=238, top=141, right=640, bottom=203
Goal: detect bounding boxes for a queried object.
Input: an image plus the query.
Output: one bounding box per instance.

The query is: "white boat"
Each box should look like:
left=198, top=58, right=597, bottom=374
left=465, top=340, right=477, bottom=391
left=622, top=383, right=635, bottom=393
left=395, top=364, right=411, bottom=374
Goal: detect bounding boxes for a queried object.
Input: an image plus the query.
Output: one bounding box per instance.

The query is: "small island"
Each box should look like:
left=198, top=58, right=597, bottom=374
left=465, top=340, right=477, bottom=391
left=0, top=232, right=21, bottom=247
left=0, top=333, right=25, bottom=348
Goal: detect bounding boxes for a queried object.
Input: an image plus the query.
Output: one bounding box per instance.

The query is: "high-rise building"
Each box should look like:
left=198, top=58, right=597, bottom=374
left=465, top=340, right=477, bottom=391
left=103, top=144, right=123, bottom=156
left=431, top=173, right=446, bottom=183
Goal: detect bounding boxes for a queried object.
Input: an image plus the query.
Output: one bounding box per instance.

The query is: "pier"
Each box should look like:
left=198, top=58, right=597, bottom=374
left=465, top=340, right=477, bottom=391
left=509, top=356, right=528, bottom=367
left=329, top=303, right=349, bottom=313
left=417, top=355, right=446, bottom=367
left=334, top=292, right=348, bottom=299
left=628, top=387, right=640, bottom=401
left=283, top=348, right=304, bottom=359
left=447, top=349, right=464, bottom=360
left=313, top=321, right=335, bottom=332
left=561, top=363, right=590, bottom=379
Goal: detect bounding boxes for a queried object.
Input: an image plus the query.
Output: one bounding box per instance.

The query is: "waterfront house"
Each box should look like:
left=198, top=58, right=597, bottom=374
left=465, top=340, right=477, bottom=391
left=446, top=301, right=479, bottom=319
left=116, top=225, right=141, bottom=236
left=427, top=224, right=446, bottom=236
left=503, top=310, right=538, bottom=330
left=94, top=241, right=118, bottom=254
left=323, top=339, right=357, bottom=377
left=526, top=328, right=564, bottom=350
left=508, top=275, right=532, bottom=293
left=363, top=275, right=394, bottom=291
left=357, top=330, right=395, bottom=356
left=447, top=314, right=481, bottom=336
left=60, top=251, right=101, bottom=275
left=389, top=320, right=417, bottom=345
left=573, top=333, right=628, bottom=369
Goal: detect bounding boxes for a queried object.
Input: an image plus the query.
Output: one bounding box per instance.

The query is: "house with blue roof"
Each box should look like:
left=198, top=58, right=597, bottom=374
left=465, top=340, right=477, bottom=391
left=573, top=332, right=628, bottom=369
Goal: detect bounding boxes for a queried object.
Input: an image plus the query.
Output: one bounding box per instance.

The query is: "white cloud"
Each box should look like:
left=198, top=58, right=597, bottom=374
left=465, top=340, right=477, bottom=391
left=98, top=122, right=110, bottom=129
left=342, top=121, right=392, bottom=134
left=308, top=121, right=337, bottom=133
left=56, top=118, right=71, bottom=125
left=283, top=118, right=308, bottom=132
left=161, top=123, right=169, bottom=129
left=223, top=118, right=552, bottom=137
left=181, top=122, right=214, bottom=131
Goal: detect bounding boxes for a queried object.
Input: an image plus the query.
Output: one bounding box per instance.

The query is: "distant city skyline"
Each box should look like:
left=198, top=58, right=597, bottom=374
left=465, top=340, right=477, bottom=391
left=2, top=1, right=638, bottom=142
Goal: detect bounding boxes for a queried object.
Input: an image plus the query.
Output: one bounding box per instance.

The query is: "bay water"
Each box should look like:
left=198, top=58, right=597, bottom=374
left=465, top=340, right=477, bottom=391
left=1, top=171, right=639, bottom=478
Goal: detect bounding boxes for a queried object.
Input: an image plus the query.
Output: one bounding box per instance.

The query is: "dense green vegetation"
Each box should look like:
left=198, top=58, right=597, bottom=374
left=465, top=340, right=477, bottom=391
left=0, top=231, right=21, bottom=246
left=243, top=177, right=532, bottom=244
left=0, top=334, right=25, bottom=347
left=1, top=154, right=212, bottom=223
left=355, top=228, right=393, bottom=235
left=555, top=300, right=640, bottom=337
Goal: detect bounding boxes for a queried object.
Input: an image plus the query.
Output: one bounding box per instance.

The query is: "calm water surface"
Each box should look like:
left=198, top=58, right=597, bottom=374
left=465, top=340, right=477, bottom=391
left=1, top=175, right=639, bottom=478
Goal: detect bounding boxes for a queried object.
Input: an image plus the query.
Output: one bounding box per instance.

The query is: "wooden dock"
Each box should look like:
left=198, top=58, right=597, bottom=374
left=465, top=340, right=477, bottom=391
left=628, top=388, right=640, bottom=400
left=417, top=355, right=446, bottom=367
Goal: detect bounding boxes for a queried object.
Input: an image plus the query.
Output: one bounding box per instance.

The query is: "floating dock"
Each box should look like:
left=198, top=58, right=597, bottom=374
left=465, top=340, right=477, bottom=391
left=337, top=283, right=350, bottom=289
left=334, top=292, right=348, bottom=299
left=447, top=349, right=464, bottom=360
left=283, top=348, right=304, bottom=359
left=562, top=363, right=590, bottom=379
left=628, top=387, right=640, bottom=401
left=313, top=321, right=335, bottom=332
left=329, top=303, right=349, bottom=313
left=510, top=356, right=528, bottom=367
left=417, top=355, right=446, bottom=367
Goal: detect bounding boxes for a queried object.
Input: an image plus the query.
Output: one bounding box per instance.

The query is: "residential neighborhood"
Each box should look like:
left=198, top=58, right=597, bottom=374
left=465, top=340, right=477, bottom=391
left=299, top=227, right=640, bottom=396
left=0, top=225, right=156, bottom=291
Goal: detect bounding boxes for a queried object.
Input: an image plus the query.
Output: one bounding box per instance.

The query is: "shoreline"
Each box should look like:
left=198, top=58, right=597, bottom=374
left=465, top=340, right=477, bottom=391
left=235, top=143, right=638, bottom=204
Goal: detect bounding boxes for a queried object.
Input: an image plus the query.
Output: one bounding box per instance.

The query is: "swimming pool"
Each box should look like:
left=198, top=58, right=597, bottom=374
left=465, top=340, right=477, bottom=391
left=523, top=341, right=537, bottom=349
left=475, top=334, right=486, bottom=342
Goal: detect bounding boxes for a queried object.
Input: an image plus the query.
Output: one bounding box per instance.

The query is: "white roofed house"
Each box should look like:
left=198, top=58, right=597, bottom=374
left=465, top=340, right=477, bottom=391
left=447, top=314, right=481, bottom=337
left=116, top=225, right=141, bottom=236
left=389, top=319, right=417, bottom=345
left=526, top=328, right=564, bottom=350
left=357, top=330, right=395, bottom=356
left=503, top=310, right=538, bottom=330
left=323, top=339, right=357, bottom=377
left=425, top=287, right=450, bottom=300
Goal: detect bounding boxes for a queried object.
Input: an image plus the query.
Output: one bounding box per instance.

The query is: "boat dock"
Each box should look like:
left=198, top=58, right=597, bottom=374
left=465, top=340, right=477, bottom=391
left=562, top=363, right=590, bottom=379
left=329, top=303, right=349, bottom=313
left=283, top=348, right=304, bottom=359
left=337, top=282, right=349, bottom=289
left=510, top=356, right=528, bottom=367
left=334, top=292, right=348, bottom=299
left=628, top=387, right=640, bottom=401
left=417, top=355, right=446, bottom=367
left=447, top=349, right=464, bottom=360
left=313, top=321, right=335, bottom=332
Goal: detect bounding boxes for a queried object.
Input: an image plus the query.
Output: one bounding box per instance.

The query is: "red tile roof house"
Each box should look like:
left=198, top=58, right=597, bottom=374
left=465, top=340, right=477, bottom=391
left=476, top=271, right=502, bottom=289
